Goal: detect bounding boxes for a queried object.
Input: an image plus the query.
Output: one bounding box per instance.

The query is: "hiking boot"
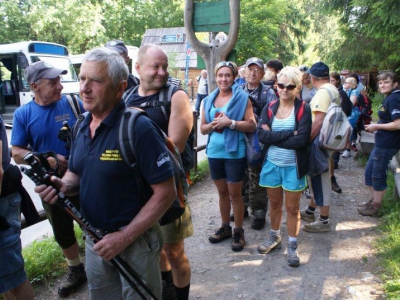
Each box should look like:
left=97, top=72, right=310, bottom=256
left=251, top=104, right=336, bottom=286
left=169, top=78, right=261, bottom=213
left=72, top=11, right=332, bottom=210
left=257, top=232, right=281, bottom=254
left=331, top=180, right=342, bottom=194
left=358, top=203, right=381, bottom=217
left=341, top=150, right=351, bottom=158
left=162, top=280, right=177, bottom=300
left=209, top=225, right=232, bottom=243
left=58, top=263, right=87, bottom=297
left=358, top=198, right=373, bottom=207
left=351, top=143, right=358, bottom=152
left=300, top=209, right=315, bottom=222
left=231, top=228, right=245, bottom=252
left=251, top=217, right=266, bottom=230
left=287, top=241, right=300, bottom=267
left=303, top=219, right=331, bottom=233
left=230, top=206, right=249, bottom=221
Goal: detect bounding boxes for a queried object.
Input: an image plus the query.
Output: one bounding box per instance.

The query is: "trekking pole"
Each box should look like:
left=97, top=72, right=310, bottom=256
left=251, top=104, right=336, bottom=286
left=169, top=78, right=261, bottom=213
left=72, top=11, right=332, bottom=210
left=20, top=152, right=159, bottom=300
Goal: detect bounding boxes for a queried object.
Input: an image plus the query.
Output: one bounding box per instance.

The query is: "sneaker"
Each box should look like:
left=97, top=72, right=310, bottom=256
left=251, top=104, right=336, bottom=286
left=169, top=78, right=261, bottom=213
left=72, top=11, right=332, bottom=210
left=351, top=143, right=358, bottom=152
left=209, top=225, right=232, bottom=243
left=287, top=241, right=300, bottom=267
left=251, top=217, right=266, bottom=230
left=303, top=218, right=331, bottom=233
left=230, top=206, right=249, bottom=221
left=58, top=263, right=87, bottom=297
left=231, top=228, right=245, bottom=251
left=257, top=232, right=281, bottom=254
left=331, top=181, right=342, bottom=193
left=304, top=189, right=311, bottom=199
left=162, top=280, right=177, bottom=300
left=358, top=203, right=381, bottom=217
left=341, top=150, right=351, bottom=158
left=300, top=209, right=316, bottom=222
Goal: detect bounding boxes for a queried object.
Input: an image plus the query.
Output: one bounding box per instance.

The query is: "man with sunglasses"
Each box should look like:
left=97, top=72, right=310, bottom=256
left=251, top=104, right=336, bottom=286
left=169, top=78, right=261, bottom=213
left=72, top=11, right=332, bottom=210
left=236, top=57, right=277, bottom=230
left=300, top=62, right=341, bottom=233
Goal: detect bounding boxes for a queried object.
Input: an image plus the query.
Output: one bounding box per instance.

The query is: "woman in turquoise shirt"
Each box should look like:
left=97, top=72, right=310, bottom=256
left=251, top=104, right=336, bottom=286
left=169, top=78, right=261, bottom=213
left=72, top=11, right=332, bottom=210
left=200, top=61, right=256, bottom=252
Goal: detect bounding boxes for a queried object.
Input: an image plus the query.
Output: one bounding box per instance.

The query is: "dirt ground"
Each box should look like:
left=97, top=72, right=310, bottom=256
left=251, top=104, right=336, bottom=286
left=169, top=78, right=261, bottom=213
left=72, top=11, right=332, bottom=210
left=34, top=153, right=385, bottom=300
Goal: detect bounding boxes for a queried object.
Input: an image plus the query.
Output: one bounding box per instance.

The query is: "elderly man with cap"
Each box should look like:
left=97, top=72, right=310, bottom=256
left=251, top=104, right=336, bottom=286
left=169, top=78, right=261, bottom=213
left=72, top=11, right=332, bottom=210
left=300, top=61, right=341, bottom=233
left=11, top=61, right=86, bottom=297
left=105, top=39, right=140, bottom=91
left=233, top=57, right=277, bottom=230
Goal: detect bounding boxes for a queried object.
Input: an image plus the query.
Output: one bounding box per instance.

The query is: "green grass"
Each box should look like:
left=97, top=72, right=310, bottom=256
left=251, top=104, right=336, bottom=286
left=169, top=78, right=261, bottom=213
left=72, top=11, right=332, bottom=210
left=355, top=153, right=369, bottom=167
left=190, top=159, right=209, bottom=183
left=374, top=172, right=400, bottom=298
left=22, top=224, right=85, bottom=288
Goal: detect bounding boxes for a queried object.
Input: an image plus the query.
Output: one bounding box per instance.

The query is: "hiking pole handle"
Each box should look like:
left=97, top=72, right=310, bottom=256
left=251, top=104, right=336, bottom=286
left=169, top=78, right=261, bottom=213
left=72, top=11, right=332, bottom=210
left=20, top=163, right=156, bottom=299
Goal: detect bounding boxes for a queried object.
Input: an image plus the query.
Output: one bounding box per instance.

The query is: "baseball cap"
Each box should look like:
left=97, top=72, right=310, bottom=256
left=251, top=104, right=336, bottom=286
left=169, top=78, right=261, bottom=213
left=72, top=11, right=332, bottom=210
left=309, top=62, right=330, bottom=78
left=105, top=40, right=128, bottom=54
left=245, top=57, right=264, bottom=69
left=25, top=61, right=67, bottom=84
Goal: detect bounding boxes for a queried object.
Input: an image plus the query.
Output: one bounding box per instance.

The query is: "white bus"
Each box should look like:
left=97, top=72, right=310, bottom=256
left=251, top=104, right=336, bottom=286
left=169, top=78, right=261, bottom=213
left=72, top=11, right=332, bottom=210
left=0, top=41, right=79, bottom=126
left=70, top=45, right=139, bottom=77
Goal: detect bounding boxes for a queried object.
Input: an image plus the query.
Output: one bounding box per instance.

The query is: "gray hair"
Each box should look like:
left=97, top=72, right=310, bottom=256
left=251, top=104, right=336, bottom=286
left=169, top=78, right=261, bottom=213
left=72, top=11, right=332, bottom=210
left=82, top=48, right=128, bottom=87
left=277, top=66, right=302, bottom=88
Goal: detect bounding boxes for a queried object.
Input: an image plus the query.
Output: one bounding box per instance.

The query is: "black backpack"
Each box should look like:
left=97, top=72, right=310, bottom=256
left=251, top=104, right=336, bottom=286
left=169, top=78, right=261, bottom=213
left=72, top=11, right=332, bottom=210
left=123, top=84, right=195, bottom=173
left=73, top=108, right=187, bottom=226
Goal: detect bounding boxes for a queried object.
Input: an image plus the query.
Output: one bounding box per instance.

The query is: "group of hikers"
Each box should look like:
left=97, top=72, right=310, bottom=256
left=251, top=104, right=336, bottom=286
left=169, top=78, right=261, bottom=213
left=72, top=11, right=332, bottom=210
left=1, top=39, right=399, bottom=300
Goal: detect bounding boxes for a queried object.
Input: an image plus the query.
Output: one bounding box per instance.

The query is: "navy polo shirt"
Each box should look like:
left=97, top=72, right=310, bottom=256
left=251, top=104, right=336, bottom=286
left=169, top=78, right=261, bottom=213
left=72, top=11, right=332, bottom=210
left=376, top=90, right=400, bottom=149
left=69, top=101, right=174, bottom=231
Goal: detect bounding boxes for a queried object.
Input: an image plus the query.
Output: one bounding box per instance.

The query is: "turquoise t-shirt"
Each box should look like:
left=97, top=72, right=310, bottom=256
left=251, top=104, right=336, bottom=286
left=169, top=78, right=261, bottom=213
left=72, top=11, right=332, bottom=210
left=206, top=103, right=245, bottom=159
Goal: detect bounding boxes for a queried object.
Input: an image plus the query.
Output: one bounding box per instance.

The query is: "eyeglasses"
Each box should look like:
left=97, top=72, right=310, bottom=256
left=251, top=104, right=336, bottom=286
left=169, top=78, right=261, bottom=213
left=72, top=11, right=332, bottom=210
left=277, top=83, right=296, bottom=90
left=247, top=68, right=261, bottom=73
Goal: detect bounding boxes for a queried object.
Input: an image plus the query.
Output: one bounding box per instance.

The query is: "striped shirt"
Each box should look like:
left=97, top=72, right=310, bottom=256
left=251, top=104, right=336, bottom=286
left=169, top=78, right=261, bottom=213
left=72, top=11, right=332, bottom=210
left=267, top=109, right=296, bottom=167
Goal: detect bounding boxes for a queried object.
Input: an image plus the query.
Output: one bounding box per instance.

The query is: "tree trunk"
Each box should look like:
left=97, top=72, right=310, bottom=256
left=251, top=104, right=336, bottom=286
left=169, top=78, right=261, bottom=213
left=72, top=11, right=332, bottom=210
left=184, top=0, right=240, bottom=93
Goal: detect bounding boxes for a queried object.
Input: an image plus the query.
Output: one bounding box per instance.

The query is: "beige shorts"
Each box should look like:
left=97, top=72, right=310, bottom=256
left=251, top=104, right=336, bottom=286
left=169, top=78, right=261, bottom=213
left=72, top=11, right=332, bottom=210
left=160, top=202, right=194, bottom=244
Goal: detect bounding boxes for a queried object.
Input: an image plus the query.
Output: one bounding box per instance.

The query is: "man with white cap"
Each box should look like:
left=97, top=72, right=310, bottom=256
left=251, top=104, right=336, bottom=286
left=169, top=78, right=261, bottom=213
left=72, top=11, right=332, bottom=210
left=105, top=39, right=140, bottom=91
left=11, top=61, right=86, bottom=297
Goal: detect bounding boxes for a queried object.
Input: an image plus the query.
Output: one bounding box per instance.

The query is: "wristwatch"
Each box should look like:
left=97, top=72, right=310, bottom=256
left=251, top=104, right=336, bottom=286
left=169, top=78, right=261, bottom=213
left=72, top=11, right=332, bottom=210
left=229, top=120, right=236, bottom=129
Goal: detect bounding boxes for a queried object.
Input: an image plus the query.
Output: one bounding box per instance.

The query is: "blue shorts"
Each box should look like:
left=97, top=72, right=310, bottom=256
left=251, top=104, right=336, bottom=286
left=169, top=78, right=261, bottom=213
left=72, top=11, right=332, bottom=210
left=0, top=192, right=28, bottom=293
left=208, top=157, right=247, bottom=183
left=365, top=146, right=399, bottom=191
left=259, top=160, right=307, bottom=192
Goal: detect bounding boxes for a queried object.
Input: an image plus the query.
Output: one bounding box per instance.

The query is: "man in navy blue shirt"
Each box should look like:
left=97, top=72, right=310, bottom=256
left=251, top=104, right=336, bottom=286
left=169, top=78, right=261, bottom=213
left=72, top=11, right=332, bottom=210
left=35, top=48, right=176, bottom=299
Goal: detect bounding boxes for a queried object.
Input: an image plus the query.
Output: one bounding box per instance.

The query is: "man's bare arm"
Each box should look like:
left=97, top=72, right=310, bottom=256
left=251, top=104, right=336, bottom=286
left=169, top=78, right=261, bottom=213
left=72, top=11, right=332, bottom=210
left=168, top=90, right=193, bottom=153
left=310, top=111, right=326, bottom=142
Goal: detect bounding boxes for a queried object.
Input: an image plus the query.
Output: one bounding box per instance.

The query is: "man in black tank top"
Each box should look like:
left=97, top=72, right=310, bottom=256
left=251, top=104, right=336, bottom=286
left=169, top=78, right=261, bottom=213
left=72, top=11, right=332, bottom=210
left=126, top=44, right=193, bottom=300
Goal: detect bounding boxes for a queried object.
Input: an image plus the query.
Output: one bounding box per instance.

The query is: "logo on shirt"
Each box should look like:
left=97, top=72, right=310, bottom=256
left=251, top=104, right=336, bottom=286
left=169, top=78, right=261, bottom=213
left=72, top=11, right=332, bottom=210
left=157, top=152, right=170, bottom=167
left=392, top=109, right=400, bottom=115
left=100, top=150, right=123, bottom=161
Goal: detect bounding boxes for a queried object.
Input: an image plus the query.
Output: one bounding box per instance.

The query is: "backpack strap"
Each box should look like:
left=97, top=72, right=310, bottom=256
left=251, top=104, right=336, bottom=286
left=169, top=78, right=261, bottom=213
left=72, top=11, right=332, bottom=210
left=158, top=84, right=175, bottom=123
left=66, top=94, right=81, bottom=119
left=71, top=112, right=88, bottom=141
left=118, top=107, right=148, bottom=206
left=296, top=100, right=306, bottom=124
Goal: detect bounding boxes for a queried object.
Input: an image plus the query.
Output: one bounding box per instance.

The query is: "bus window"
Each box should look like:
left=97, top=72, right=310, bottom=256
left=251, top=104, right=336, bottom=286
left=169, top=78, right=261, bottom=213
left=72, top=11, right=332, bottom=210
left=30, top=55, right=77, bottom=82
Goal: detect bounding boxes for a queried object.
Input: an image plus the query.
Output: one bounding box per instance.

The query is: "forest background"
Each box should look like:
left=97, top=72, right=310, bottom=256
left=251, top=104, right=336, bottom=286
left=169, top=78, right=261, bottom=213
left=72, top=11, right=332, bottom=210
left=1, top=0, right=399, bottom=76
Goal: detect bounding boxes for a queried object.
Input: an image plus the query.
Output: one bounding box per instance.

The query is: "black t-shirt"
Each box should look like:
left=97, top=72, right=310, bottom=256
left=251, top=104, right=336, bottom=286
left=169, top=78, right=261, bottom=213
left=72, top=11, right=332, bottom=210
left=125, top=85, right=179, bottom=135
left=376, top=90, right=400, bottom=149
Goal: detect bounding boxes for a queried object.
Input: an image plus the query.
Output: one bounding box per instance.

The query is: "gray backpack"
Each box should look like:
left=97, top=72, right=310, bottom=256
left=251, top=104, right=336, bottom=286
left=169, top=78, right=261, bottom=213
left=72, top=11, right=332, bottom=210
left=319, top=88, right=352, bottom=151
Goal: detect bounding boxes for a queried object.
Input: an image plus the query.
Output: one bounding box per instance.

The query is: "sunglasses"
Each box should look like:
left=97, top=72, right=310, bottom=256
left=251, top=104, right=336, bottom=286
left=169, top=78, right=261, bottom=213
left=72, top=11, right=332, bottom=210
left=299, top=66, right=308, bottom=72
left=216, top=61, right=236, bottom=69
left=277, top=83, right=296, bottom=90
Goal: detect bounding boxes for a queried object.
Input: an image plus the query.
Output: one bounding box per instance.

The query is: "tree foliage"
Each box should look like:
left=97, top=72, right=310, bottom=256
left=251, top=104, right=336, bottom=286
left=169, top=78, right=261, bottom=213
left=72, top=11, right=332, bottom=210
left=315, top=0, right=400, bottom=71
